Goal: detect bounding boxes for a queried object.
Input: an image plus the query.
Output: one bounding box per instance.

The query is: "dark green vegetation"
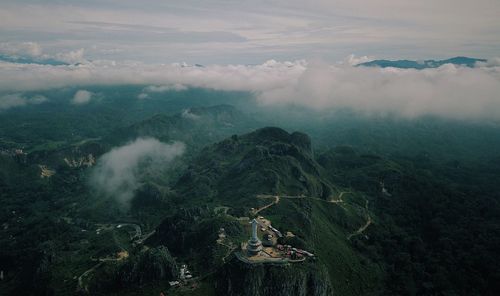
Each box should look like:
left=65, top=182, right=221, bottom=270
left=175, top=127, right=335, bottom=203
left=1, top=87, right=499, bottom=295
left=0, top=86, right=254, bottom=149
left=358, top=56, right=486, bottom=69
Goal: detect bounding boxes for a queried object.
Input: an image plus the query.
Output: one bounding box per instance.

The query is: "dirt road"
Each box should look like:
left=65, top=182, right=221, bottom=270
left=347, top=199, right=372, bottom=240
left=253, top=195, right=280, bottom=215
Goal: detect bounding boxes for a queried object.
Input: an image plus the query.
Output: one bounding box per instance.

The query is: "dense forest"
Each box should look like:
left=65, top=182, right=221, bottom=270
left=1, top=87, right=499, bottom=295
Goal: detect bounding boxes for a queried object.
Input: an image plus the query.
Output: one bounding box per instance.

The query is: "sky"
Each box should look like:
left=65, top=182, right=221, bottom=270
left=1, top=0, right=499, bottom=64
left=1, top=1, right=500, bottom=120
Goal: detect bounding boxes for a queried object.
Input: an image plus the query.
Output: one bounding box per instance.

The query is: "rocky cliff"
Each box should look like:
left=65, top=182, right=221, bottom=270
left=216, top=259, right=333, bottom=296
left=87, top=246, right=178, bottom=294
left=117, top=246, right=178, bottom=285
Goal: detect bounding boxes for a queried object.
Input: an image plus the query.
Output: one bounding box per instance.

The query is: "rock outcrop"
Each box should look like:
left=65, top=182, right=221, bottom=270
left=216, top=259, right=333, bottom=296
left=117, top=246, right=178, bottom=285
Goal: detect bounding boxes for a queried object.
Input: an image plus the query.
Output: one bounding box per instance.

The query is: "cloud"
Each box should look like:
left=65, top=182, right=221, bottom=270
left=0, top=59, right=307, bottom=93
left=477, top=58, right=500, bottom=67
left=30, top=94, right=48, bottom=104
left=90, top=138, right=185, bottom=207
left=0, top=94, right=27, bottom=110
left=0, top=42, right=86, bottom=65
left=1, top=1, right=499, bottom=62
left=137, top=92, right=149, bottom=99
left=144, top=84, right=187, bottom=92
left=1, top=58, right=500, bottom=119
left=0, top=42, right=42, bottom=57
left=55, top=48, right=86, bottom=64
left=137, top=83, right=188, bottom=99
left=0, top=93, right=47, bottom=110
left=258, top=62, right=500, bottom=119
left=72, top=90, right=93, bottom=105
left=342, top=54, right=375, bottom=66
left=181, top=108, right=200, bottom=120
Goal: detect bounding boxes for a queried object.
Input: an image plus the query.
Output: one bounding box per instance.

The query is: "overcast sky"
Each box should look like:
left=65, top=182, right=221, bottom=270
left=1, top=0, right=499, bottom=64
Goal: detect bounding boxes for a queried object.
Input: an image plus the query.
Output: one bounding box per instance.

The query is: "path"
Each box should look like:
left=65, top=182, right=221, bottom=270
left=253, top=195, right=280, bottom=215
left=77, top=262, right=104, bottom=293
left=216, top=241, right=237, bottom=263
left=347, top=199, right=372, bottom=240
left=253, top=192, right=373, bottom=241
left=134, top=230, right=156, bottom=245
left=330, top=191, right=352, bottom=203
left=77, top=222, right=147, bottom=292
left=269, top=192, right=372, bottom=240
left=256, top=191, right=352, bottom=206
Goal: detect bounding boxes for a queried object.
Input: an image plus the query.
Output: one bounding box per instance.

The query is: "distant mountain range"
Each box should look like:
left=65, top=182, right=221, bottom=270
left=0, top=54, right=69, bottom=65
left=358, top=56, right=486, bottom=69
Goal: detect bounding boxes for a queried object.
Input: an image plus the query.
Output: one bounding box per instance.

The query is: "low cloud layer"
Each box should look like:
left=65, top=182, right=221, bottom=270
left=0, top=42, right=86, bottom=64
left=1, top=58, right=500, bottom=119
left=0, top=42, right=42, bottom=57
left=90, top=138, right=185, bottom=207
left=144, top=84, right=187, bottom=92
left=259, top=61, right=500, bottom=120
left=137, top=83, right=187, bottom=99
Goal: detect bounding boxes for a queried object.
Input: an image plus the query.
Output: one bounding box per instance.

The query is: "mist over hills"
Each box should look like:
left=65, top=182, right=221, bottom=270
left=2, top=0, right=500, bottom=294
left=2, top=54, right=500, bottom=120
left=0, top=87, right=499, bottom=296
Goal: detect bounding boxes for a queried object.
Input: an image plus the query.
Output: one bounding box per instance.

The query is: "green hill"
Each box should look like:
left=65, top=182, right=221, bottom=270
left=174, top=127, right=337, bottom=205
left=106, top=104, right=257, bottom=148
left=150, top=127, right=384, bottom=295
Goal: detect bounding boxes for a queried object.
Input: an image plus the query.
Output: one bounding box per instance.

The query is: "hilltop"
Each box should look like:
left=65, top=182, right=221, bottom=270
left=148, top=128, right=382, bottom=295
left=174, top=127, right=336, bottom=205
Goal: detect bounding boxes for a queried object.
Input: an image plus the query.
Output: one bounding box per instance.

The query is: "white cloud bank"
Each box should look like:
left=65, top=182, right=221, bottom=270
left=137, top=83, right=187, bottom=99
left=0, top=42, right=86, bottom=64
left=144, top=84, right=187, bottom=92
left=1, top=58, right=500, bottom=119
left=55, top=48, right=86, bottom=64
left=0, top=42, right=43, bottom=57
left=259, top=62, right=500, bottom=120
left=90, top=138, right=185, bottom=207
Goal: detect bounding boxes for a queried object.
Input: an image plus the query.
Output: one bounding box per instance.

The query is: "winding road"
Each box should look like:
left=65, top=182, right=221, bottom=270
left=255, top=191, right=352, bottom=211
left=253, top=195, right=280, bottom=215
left=330, top=191, right=352, bottom=203
left=347, top=199, right=372, bottom=240
left=77, top=262, right=104, bottom=293
left=77, top=222, right=149, bottom=292
left=254, top=192, right=373, bottom=241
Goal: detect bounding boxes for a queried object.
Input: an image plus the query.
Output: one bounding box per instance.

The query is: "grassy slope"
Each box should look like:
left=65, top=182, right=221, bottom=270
left=261, top=197, right=383, bottom=295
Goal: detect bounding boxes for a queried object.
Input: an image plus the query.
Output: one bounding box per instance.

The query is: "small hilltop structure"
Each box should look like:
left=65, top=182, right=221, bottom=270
left=237, top=215, right=314, bottom=264
left=246, top=219, right=263, bottom=256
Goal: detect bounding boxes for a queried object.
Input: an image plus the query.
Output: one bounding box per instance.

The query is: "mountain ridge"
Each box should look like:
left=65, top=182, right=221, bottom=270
left=358, top=56, right=486, bottom=69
